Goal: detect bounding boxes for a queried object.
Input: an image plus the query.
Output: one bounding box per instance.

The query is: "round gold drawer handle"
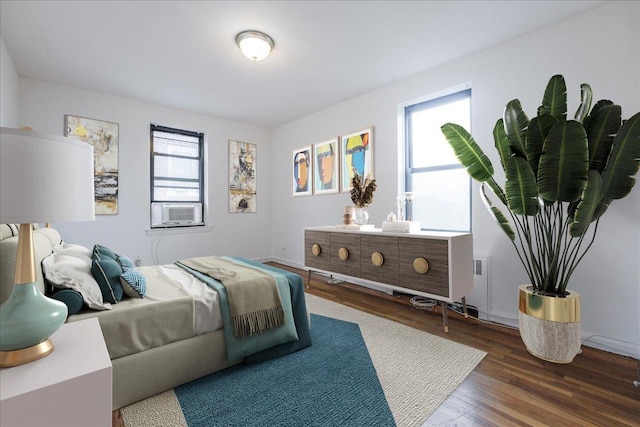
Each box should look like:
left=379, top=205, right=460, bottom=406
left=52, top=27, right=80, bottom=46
left=413, top=257, right=429, bottom=274
left=371, top=252, right=384, bottom=267
left=338, top=247, right=349, bottom=261
left=311, top=244, right=321, bottom=256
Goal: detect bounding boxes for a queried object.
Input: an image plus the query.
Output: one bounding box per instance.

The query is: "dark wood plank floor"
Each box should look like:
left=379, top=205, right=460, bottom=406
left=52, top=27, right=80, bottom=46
left=115, top=263, right=639, bottom=426
left=274, top=263, right=640, bottom=427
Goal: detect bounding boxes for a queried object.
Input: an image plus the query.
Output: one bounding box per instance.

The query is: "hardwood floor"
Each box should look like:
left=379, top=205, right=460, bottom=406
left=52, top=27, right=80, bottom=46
left=115, top=263, right=639, bottom=426
left=272, top=263, right=640, bottom=427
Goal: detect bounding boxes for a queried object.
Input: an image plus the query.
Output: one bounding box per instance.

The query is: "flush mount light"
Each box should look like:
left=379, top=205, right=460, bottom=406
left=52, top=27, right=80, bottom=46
left=235, top=30, right=274, bottom=61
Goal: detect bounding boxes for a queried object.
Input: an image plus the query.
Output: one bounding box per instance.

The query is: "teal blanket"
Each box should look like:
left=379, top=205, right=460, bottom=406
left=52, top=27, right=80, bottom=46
left=177, top=257, right=311, bottom=363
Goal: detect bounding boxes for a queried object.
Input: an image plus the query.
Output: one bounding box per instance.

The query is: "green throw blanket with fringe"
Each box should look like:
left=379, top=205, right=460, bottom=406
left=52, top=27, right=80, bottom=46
left=178, top=256, right=285, bottom=339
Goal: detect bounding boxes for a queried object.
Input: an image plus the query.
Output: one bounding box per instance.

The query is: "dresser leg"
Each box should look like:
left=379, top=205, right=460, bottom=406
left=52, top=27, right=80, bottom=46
left=307, top=270, right=311, bottom=288
left=441, top=301, right=448, bottom=333
left=462, top=296, right=469, bottom=318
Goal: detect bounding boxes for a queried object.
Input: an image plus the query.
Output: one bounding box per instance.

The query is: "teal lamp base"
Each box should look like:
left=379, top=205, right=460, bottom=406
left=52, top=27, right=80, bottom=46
left=0, top=281, right=68, bottom=367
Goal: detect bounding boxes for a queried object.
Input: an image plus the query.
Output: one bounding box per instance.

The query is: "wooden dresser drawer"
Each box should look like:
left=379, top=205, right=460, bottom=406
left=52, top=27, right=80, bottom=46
left=304, top=227, right=473, bottom=328
left=305, top=230, right=331, bottom=271
left=360, top=234, right=398, bottom=285
left=397, top=237, right=449, bottom=297
left=330, top=233, right=361, bottom=277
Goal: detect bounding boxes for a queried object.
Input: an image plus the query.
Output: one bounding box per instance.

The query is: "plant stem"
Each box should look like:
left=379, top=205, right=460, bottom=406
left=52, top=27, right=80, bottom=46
left=507, top=204, right=537, bottom=286
left=560, top=219, right=600, bottom=293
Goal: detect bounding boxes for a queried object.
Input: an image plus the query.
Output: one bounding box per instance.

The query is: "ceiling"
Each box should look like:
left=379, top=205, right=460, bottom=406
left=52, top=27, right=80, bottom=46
left=1, top=1, right=606, bottom=128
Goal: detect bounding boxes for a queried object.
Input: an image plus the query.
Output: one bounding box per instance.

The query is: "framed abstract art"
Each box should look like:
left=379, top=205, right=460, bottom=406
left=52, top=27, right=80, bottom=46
left=340, top=126, right=373, bottom=192
left=312, top=138, right=339, bottom=195
left=228, top=140, right=257, bottom=213
left=64, top=115, right=119, bottom=214
left=292, top=146, right=313, bottom=196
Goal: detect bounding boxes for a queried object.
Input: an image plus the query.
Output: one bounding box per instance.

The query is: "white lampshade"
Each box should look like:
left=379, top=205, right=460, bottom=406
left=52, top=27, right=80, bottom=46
left=0, top=127, right=95, bottom=223
left=1, top=127, right=95, bottom=368
left=235, top=30, right=274, bottom=61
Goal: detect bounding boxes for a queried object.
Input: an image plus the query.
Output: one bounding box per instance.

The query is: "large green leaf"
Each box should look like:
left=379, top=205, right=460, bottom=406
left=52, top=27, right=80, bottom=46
left=585, top=103, right=621, bottom=173
left=569, top=170, right=603, bottom=237
left=585, top=99, right=614, bottom=121
left=487, top=178, right=508, bottom=206
left=538, top=121, right=589, bottom=202
left=591, top=196, right=611, bottom=222
left=493, top=119, right=510, bottom=172
left=504, top=99, right=529, bottom=158
left=538, top=74, right=567, bottom=121
left=441, top=123, right=494, bottom=181
left=601, top=112, right=640, bottom=199
left=574, top=83, right=592, bottom=123
left=526, top=115, right=557, bottom=177
left=506, top=156, right=540, bottom=216
left=480, top=183, right=515, bottom=241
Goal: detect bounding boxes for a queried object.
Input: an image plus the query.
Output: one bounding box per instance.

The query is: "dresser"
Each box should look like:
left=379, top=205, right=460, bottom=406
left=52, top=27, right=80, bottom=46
left=304, top=226, right=473, bottom=331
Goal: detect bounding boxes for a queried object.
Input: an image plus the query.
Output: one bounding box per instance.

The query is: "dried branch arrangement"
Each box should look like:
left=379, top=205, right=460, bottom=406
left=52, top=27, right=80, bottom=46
left=350, top=173, right=377, bottom=208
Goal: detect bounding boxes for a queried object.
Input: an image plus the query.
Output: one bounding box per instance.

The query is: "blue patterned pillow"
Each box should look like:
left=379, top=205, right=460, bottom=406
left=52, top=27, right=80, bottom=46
left=120, top=270, right=146, bottom=298
left=117, top=254, right=134, bottom=271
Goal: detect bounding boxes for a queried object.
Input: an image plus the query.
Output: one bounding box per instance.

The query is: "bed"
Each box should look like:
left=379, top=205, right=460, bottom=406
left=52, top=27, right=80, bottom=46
left=0, top=224, right=311, bottom=409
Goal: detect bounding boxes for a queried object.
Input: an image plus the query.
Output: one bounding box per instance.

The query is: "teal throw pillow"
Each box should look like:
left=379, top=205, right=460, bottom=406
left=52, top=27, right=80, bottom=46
left=91, top=258, right=124, bottom=303
left=50, top=289, right=85, bottom=315
left=93, top=244, right=117, bottom=260
left=120, top=270, right=146, bottom=298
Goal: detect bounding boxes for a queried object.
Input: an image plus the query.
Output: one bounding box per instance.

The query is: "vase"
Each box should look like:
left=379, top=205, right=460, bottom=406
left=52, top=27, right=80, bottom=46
left=353, top=207, right=369, bottom=225
left=518, top=284, right=581, bottom=363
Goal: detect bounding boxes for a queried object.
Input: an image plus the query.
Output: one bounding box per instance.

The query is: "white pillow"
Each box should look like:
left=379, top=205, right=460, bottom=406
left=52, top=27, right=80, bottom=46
left=42, top=253, right=111, bottom=310
left=52, top=243, right=92, bottom=266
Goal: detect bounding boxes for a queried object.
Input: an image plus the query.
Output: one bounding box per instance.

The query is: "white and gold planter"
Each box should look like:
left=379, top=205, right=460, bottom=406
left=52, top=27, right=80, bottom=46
left=518, top=284, right=581, bottom=364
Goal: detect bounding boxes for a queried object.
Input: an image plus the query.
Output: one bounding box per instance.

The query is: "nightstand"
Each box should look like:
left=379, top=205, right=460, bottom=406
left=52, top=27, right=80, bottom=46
left=1, top=317, right=112, bottom=426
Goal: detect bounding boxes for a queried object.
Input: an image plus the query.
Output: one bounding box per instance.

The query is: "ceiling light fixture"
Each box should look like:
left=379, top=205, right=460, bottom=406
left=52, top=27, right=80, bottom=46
left=235, top=30, right=274, bottom=61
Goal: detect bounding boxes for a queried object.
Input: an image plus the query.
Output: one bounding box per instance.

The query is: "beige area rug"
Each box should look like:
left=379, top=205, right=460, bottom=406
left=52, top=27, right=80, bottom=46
left=121, top=294, right=486, bottom=427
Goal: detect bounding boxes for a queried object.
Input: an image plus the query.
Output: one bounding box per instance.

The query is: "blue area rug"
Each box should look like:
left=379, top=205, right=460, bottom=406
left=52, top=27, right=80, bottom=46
left=174, top=314, right=396, bottom=426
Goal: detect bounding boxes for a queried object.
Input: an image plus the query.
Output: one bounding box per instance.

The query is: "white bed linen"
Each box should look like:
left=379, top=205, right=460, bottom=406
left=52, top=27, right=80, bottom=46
left=157, top=264, right=223, bottom=335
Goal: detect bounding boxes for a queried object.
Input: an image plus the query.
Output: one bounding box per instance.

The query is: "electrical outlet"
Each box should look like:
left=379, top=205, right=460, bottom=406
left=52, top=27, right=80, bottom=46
left=135, top=255, right=142, bottom=267
left=471, top=255, right=489, bottom=320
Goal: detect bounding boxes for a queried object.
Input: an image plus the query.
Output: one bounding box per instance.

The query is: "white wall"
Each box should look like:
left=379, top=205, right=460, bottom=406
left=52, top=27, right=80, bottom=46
left=1, top=37, right=19, bottom=127
left=18, top=79, right=274, bottom=265
left=271, top=2, right=640, bottom=357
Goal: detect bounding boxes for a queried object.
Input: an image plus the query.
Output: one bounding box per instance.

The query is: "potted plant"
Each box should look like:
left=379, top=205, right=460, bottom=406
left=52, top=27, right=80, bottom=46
left=441, top=74, right=640, bottom=363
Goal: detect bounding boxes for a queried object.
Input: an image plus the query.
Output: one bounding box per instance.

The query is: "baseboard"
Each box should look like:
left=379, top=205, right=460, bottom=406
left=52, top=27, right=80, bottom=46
left=486, top=310, right=519, bottom=329
left=252, top=256, right=277, bottom=264
left=581, top=333, right=639, bottom=359
left=486, top=311, right=638, bottom=359
left=308, top=269, right=392, bottom=294
left=265, top=258, right=392, bottom=293
left=264, top=257, right=306, bottom=270
left=264, top=257, right=637, bottom=359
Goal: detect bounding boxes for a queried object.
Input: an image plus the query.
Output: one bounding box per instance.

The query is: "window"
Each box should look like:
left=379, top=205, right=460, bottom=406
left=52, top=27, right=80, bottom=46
left=404, top=88, right=471, bottom=232
left=150, top=124, right=204, bottom=228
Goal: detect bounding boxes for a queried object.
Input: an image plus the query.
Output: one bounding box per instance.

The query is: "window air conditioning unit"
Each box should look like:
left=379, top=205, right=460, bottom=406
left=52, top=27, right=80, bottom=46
left=161, top=204, right=197, bottom=224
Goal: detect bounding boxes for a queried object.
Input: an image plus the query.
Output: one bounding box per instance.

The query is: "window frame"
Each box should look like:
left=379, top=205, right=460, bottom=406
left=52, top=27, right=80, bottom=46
left=150, top=124, right=205, bottom=229
left=403, top=87, right=472, bottom=232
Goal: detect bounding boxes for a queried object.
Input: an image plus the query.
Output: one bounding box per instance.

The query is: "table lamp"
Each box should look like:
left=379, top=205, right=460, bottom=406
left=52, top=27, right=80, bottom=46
left=0, top=127, right=95, bottom=367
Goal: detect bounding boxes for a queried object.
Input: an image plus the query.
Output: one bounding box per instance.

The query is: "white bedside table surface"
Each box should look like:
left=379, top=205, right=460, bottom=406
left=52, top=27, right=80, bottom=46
left=0, top=317, right=111, bottom=400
